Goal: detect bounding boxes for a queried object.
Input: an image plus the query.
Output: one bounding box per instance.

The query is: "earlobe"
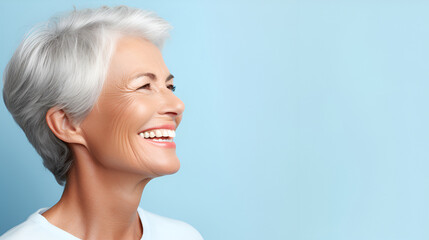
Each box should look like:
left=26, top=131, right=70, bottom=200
left=46, top=107, right=86, bottom=146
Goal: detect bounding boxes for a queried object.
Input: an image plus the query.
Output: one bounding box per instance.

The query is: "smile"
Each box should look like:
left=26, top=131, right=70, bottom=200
left=138, top=129, right=176, bottom=146
left=139, top=129, right=175, bottom=138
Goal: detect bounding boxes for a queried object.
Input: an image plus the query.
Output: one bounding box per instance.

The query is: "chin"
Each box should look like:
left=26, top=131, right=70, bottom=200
left=150, top=156, right=181, bottom=177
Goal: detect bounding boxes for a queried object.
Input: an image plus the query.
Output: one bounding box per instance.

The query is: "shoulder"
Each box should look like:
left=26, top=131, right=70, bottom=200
left=139, top=207, right=204, bottom=240
left=0, top=210, right=48, bottom=240
left=0, top=208, right=77, bottom=240
left=0, top=220, right=38, bottom=240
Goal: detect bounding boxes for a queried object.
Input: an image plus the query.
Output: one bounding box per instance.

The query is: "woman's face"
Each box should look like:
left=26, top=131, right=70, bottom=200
left=79, top=36, right=185, bottom=178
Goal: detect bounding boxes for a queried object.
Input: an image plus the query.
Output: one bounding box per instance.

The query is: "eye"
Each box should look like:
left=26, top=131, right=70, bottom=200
left=138, top=83, right=150, bottom=90
left=167, top=84, right=176, bottom=92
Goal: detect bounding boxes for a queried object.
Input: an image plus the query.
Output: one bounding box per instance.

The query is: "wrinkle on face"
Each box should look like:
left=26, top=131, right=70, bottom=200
left=78, top=36, right=183, bottom=179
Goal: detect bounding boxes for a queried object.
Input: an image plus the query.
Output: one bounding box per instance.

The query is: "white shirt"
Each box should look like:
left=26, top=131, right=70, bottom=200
left=0, top=207, right=204, bottom=240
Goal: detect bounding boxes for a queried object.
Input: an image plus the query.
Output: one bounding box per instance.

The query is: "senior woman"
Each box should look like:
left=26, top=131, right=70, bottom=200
left=0, top=5, right=203, bottom=240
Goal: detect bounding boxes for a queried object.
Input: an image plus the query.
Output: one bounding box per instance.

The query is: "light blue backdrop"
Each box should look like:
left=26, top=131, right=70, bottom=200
left=1, top=1, right=429, bottom=239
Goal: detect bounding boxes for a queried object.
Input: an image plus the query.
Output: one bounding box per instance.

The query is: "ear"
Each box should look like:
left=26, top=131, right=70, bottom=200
left=46, top=107, right=87, bottom=146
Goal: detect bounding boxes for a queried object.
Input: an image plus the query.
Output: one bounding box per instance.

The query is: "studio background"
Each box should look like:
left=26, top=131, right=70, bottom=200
left=1, top=1, right=429, bottom=239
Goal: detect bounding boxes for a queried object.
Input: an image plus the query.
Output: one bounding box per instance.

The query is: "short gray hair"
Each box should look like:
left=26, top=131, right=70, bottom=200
left=3, top=6, right=172, bottom=186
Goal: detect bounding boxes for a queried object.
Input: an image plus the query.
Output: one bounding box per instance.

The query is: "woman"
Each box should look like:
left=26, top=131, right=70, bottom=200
left=0, top=5, right=203, bottom=240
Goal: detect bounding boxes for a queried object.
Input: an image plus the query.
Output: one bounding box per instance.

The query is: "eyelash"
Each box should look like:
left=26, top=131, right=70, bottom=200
left=139, top=84, right=176, bottom=92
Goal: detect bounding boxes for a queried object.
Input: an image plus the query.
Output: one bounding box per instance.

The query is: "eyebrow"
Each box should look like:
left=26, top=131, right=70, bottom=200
left=132, top=72, right=174, bottom=82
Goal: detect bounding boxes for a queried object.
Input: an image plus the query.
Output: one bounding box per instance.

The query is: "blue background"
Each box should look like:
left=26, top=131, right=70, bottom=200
left=1, top=1, right=429, bottom=239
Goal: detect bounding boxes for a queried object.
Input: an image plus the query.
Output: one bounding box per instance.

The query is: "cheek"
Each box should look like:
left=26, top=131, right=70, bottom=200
left=81, top=107, right=129, bottom=168
left=90, top=95, right=159, bottom=169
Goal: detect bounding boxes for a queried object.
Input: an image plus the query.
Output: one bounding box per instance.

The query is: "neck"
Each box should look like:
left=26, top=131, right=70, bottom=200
left=42, top=144, right=151, bottom=240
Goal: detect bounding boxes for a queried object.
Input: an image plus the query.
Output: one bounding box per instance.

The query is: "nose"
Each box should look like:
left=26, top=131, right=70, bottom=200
left=158, top=89, right=185, bottom=118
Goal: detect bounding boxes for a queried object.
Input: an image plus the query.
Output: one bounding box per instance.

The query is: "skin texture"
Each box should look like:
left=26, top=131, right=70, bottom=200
left=42, top=36, right=185, bottom=240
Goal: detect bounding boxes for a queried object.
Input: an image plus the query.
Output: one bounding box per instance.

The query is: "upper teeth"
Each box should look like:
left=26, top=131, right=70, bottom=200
left=139, top=129, right=176, bottom=139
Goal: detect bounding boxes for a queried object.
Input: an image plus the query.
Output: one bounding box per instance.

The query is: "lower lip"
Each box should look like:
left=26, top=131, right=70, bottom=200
left=143, top=138, right=176, bottom=148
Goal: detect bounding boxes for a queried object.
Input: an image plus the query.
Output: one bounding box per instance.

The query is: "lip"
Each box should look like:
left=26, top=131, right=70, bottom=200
left=138, top=124, right=177, bottom=148
left=143, top=138, right=176, bottom=148
left=138, top=124, right=176, bottom=134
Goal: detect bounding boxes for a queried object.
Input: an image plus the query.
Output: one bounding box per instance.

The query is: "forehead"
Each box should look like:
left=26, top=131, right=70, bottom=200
left=106, top=36, right=168, bottom=85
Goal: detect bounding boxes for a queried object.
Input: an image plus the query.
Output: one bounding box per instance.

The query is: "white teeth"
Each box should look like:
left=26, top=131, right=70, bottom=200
left=152, top=138, right=173, bottom=142
left=139, top=129, right=176, bottom=139
left=155, top=130, right=162, bottom=137
left=162, top=129, right=169, bottom=137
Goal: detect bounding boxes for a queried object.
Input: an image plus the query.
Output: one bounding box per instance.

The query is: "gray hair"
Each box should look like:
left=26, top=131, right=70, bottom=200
left=2, top=6, right=172, bottom=186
